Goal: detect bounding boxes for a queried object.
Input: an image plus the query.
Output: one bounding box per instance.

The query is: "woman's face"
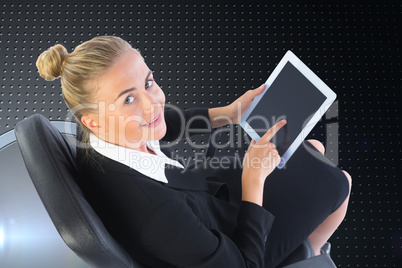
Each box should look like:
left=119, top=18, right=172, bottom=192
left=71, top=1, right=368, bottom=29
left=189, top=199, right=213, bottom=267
left=87, top=48, right=166, bottom=149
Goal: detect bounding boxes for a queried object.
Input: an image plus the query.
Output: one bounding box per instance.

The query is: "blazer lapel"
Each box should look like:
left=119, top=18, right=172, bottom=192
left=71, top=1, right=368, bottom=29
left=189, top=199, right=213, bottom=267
left=160, top=145, right=229, bottom=200
left=102, top=145, right=220, bottom=194
left=164, top=163, right=209, bottom=191
left=160, top=145, right=186, bottom=167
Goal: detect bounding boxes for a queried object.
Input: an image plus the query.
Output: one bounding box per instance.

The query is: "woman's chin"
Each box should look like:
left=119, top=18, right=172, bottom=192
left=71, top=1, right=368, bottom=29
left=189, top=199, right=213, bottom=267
left=146, top=121, right=167, bottom=140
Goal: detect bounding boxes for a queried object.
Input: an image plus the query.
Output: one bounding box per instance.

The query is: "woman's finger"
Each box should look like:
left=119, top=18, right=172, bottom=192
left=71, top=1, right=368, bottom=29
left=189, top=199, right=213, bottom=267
left=247, top=139, right=255, bottom=151
left=254, top=84, right=265, bottom=94
left=257, top=119, right=287, bottom=145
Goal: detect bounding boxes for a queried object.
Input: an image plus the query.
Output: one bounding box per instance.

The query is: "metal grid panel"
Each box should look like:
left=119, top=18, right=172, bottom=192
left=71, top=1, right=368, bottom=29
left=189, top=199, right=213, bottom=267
left=0, top=2, right=401, bottom=267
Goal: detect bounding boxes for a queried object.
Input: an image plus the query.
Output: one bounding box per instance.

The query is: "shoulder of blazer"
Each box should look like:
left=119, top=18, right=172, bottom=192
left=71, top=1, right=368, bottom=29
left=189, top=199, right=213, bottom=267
left=80, top=152, right=178, bottom=207
left=161, top=107, right=211, bottom=142
left=80, top=149, right=210, bottom=202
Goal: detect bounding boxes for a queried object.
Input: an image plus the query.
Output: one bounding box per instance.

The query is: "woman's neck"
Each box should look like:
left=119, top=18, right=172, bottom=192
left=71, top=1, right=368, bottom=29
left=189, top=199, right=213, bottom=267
left=136, top=141, right=157, bottom=155
left=98, top=134, right=157, bottom=155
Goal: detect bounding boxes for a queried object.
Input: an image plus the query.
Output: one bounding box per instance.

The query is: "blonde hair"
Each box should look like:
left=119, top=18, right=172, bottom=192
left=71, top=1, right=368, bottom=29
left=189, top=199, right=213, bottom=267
left=36, top=36, right=141, bottom=168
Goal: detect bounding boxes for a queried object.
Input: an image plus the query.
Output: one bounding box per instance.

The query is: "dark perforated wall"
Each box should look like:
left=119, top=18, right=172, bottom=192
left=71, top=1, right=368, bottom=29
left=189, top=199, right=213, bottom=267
left=1, top=2, right=400, bottom=267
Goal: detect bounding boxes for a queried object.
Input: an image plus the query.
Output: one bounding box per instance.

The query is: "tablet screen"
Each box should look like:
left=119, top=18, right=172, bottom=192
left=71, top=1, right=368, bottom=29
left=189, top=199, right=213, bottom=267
left=245, top=61, right=327, bottom=156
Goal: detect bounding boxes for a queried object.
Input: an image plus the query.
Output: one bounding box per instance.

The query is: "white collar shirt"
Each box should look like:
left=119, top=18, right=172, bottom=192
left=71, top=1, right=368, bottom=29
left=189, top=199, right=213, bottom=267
left=89, top=133, right=184, bottom=184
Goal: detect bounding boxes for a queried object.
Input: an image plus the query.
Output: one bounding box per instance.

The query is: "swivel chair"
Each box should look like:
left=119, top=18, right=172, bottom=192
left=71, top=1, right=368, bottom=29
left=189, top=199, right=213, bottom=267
left=14, top=114, right=336, bottom=268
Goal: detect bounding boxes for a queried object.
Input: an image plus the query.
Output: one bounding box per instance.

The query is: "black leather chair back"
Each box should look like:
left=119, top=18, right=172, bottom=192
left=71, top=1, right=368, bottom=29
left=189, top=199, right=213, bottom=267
left=15, top=114, right=141, bottom=268
left=14, top=113, right=336, bottom=268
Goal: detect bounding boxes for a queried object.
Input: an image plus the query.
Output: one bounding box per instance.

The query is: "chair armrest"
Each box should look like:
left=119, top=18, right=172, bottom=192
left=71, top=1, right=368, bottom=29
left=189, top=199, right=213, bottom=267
left=186, top=127, right=222, bottom=172
left=280, top=242, right=336, bottom=268
left=282, top=253, right=336, bottom=268
left=203, top=128, right=222, bottom=159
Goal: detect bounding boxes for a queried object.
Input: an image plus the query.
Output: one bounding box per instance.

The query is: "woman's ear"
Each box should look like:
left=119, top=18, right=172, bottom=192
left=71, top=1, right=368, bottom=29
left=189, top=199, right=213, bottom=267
left=81, top=115, right=100, bottom=132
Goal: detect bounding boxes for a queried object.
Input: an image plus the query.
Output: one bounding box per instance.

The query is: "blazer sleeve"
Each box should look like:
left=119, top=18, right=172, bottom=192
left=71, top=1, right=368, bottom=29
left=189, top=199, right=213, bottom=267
left=140, top=200, right=275, bottom=267
left=161, top=107, right=212, bottom=142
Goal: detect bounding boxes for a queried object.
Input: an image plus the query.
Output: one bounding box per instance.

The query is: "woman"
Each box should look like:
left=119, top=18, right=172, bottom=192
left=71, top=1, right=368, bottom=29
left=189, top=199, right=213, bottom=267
left=36, top=36, right=351, bottom=267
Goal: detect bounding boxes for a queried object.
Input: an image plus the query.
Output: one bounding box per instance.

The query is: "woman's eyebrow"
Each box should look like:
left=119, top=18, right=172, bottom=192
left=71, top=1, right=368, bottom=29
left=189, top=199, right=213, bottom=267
left=114, top=70, right=153, bottom=102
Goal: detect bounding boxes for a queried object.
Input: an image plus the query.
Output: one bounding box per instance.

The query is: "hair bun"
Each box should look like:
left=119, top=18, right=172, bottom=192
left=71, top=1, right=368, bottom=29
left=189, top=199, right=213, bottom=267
left=36, top=44, right=68, bottom=81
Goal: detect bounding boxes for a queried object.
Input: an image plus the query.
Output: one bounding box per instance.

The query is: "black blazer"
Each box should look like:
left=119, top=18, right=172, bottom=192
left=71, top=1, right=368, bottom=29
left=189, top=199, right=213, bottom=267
left=78, top=107, right=275, bottom=268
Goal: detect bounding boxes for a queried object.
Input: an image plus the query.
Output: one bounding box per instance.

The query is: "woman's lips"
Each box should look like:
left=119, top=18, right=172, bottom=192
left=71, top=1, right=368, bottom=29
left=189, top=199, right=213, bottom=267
left=142, top=111, right=162, bottom=127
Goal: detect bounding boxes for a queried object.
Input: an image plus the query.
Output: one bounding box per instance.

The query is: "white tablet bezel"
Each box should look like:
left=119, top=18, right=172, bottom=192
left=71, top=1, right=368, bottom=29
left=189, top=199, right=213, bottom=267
left=239, top=50, right=337, bottom=169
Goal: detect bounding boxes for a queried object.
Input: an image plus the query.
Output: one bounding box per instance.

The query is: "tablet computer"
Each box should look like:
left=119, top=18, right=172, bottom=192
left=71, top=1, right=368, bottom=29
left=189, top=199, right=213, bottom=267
left=239, top=50, right=337, bottom=169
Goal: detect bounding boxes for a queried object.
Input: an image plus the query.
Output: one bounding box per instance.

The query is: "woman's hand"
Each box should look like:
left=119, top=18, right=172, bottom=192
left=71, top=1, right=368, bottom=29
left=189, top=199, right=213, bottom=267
left=207, top=84, right=265, bottom=128
left=227, top=84, right=266, bottom=125
left=241, top=119, right=287, bottom=206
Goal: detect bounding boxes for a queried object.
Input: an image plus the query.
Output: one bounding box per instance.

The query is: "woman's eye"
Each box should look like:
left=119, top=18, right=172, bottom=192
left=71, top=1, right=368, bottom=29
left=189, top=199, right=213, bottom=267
left=124, top=80, right=154, bottom=105
left=125, top=95, right=134, bottom=105
left=145, top=80, right=153, bottom=89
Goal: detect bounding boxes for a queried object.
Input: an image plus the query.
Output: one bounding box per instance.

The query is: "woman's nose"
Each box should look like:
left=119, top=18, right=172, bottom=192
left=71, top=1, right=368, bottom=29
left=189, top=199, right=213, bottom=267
left=138, top=91, right=158, bottom=113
